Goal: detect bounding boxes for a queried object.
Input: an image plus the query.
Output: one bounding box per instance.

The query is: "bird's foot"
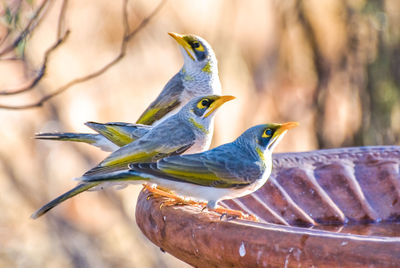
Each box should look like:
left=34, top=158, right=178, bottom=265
left=161, top=198, right=207, bottom=208
left=142, top=184, right=206, bottom=208
left=208, top=207, right=258, bottom=222
left=143, top=184, right=176, bottom=199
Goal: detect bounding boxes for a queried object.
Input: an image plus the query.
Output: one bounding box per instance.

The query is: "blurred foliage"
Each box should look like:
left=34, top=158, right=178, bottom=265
left=0, top=0, right=399, bottom=267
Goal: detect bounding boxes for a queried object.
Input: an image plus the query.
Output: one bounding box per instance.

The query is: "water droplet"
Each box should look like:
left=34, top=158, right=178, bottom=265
left=239, top=242, right=246, bottom=257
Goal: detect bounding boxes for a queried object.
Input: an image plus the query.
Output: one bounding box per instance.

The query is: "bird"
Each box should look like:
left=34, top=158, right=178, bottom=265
left=32, top=95, right=235, bottom=219
left=35, top=32, right=221, bottom=151
left=33, top=121, right=298, bottom=220
left=136, top=32, right=221, bottom=125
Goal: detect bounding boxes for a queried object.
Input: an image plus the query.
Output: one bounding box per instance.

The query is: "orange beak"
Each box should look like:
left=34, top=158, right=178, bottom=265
left=203, top=95, right=236, bottom=118
left=168, top=32, right=195, bottom=61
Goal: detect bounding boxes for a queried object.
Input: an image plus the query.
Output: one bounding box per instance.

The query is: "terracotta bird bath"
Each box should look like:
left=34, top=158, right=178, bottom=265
left=136, top=146, right=400, bottom=267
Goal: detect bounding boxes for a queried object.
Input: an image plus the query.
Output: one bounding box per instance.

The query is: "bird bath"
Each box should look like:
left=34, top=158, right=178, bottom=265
left=136, top=146, right=400, bottom=267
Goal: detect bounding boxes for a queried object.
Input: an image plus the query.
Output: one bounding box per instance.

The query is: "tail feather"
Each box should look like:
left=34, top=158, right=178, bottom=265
left=31, top=182, right=99, bottom=219
left=35, top=132, right=119, bottom=152
left=82, top=169, right=147, bottom=183
left=35, top=132, right=98, bottom=143
left=32, top=171, right=146, bottom=219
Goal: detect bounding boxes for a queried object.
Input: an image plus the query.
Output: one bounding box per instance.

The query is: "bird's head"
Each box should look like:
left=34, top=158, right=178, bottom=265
left=236, top=122, right=299, bottom=160
left=180, top=95, right=235, bottom=132
left=168, top=32, right=217, bottom=75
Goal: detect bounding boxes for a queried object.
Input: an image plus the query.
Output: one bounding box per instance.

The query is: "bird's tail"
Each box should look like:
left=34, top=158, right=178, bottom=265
left=35, top=132, right=119, bottom=152
left=31, top=171, right=147, bottom=219
left=81, top=169, right=146, bottom=183
left=35, top=132, right=100, bottom=143
left=31, top=182, right=100, bottom=219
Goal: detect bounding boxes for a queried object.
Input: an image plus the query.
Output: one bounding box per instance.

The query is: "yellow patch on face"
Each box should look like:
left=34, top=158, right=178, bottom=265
left=183, top=36, right=204, bottom=51
left=193, top=41, right=205, bottom=52
left=256, top=147, right=265, bottom=162
left=189, top=117, right=209, bottom=134
left=201, top=61, right=212, bottom=73
left=262, top=128, right=273, bottom=138
left=196, top=98, right=210, bottom=109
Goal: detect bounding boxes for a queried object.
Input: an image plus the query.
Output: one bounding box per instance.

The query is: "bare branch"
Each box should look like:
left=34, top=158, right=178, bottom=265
left=125, top=0, right=166, bottom=42
left=57, top=0, right=69, bottom=39
left=0, top=0, right=166, bottom=110
left=0, top=0, right=70, bottom=96
left=0, top=30, right=70, bottom=96
left=122, top=0, right=130, bottom=34
left=0, top=30, right=11, bottom=47
left=0, top=0, right=52, bottom=57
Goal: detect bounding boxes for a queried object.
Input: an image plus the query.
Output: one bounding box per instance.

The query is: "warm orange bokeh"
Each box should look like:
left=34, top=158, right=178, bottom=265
left=0, top=0, right=399, bottom=267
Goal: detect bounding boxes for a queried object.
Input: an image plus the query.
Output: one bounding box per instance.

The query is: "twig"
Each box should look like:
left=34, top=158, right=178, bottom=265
left=0, top=29, right=11, bottom=47
left=0, top=0, right=70, bottom=96
left=0, top=30, right=70, bottom=96
left=125, top=1, right=165, bottom=42
left=122, top=0, right=130, bottom=34
left=0, top=0, right=166, bottom=110
left=57, top=0, right=68, bottom=38
left=0, top=0, right=22, bottom=46
left=0, top=0, right=52, bottom=57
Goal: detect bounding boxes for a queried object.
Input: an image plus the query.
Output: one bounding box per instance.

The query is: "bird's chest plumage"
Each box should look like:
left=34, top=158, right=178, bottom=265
left=184, top=123, right=214, bottom=154
left=180, top=72, right=221, bottom=100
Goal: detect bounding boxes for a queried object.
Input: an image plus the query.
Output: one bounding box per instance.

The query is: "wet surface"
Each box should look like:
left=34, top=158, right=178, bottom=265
left=312, top=221, right=400, bottom=238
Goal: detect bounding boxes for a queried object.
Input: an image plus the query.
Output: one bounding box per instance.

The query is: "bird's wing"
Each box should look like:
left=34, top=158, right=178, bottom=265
left=85, top=121, right=151, bottom=146
left=129, top=147, right=263, bottom=188
left=83, top=122, right=196, bottom=177
left=136, top=72, right=184, bottom=125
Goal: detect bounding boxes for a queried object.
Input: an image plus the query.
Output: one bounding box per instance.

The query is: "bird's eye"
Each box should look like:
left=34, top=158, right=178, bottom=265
left=197, top=99, right=210, bottom=109
left=192, top=41, right=200, bottom=48
left=262, top=128, right=273, bottom=138
left=191, top=40, right=205, bottom=52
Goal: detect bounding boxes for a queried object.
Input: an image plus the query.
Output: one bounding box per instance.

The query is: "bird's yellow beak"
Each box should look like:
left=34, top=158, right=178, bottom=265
left=267, top=122, right=299, bottom=150
left=203, top=95, right=236, bottom=118
left=168, top=32, right=195, bottom=61
left=276, top=122, right=299, bottom=133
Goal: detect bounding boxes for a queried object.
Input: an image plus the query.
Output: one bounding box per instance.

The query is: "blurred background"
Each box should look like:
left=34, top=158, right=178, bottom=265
left=0, top=0, right=399, bottom=267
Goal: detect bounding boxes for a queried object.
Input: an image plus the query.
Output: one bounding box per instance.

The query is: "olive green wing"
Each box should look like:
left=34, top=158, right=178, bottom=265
left=85, top=121, right=152, bottom=146
left=84, top=118, right=197, bottom=177
left=128, top=146, right=263, bottom=188
left=136, top=72, right=184, bottom=125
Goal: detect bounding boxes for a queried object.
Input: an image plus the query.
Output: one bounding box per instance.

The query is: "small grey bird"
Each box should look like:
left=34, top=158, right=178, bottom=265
left=62, top=122, right=298, bottom=218
left=32, top=95, right=234, bottom=218
left=36, top=32, right=221, bottom=151
left=136, top=32, right=221, bottom=125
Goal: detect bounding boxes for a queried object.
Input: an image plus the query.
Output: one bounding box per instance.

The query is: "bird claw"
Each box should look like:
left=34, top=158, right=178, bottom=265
left=160, top=198, right=207, bottom=209
left=142, top=184, right=206, bottom=209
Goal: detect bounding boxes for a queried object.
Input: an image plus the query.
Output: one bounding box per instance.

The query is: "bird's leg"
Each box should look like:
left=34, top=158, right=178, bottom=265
left=142, top=184, right=206, bottom=208
left=208, top=206, right=258, bottom=222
